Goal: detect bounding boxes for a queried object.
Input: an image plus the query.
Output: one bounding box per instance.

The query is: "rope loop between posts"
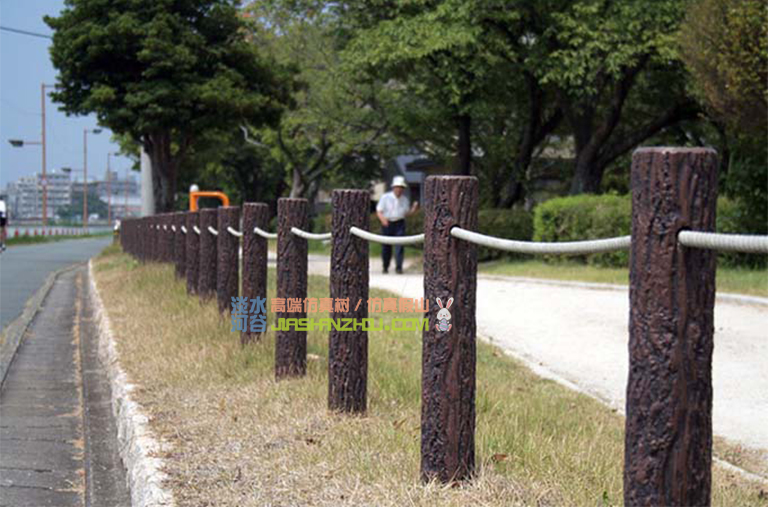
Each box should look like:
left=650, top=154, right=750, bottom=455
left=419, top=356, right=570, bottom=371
left=171, top=225, right=176, bottom=232
left=163, top=225, right=168, bottom=231
left=181, top=226, right=187, bottom=234
left=253, top=227, right=277, bottom=240
left=450, top=227, right=631, bottom=255
left=208, top=226, right=219, bottom=236
left=678, top=231, right=768, bottom=254
left=227, top=226, right=243, bottom=238
left=349, top=226, right=424, bottom=245
left=290, top=227, right=332, bottom=241
left=193, top=225, right=201, bottom=235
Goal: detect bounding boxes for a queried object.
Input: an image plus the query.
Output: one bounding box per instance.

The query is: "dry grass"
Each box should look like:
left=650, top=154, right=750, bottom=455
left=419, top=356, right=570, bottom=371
left=93, top=247, right=768, bottom=506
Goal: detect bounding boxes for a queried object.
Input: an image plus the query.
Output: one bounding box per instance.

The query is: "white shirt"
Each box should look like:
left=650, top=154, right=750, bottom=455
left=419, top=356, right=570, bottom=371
left=0, top=200, right=6, bottom=214
left=376, top=191, right=410, bottom=221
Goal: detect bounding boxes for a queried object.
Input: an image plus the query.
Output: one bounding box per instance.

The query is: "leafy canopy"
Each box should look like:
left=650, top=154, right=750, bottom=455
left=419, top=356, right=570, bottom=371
left=45, top=0, right=291, bottom=143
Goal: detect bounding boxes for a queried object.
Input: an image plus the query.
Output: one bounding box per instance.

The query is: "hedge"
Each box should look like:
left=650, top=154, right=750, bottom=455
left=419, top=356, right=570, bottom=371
left=533, top=194, right=767, bottom=268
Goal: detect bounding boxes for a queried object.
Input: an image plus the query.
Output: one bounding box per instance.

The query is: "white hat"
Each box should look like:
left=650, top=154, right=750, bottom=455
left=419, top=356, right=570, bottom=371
left=392, top=175, right=407, bottom=188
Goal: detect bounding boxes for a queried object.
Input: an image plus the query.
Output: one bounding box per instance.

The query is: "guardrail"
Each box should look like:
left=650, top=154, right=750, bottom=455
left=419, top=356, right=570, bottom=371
left=118, top=147, right=767, bottom=505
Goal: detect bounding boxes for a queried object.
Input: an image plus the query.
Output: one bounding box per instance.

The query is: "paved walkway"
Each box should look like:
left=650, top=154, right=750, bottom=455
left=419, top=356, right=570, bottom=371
left=0, top=265, right=129, bottom=506
left=0, top=237, right=113, bottom=330
left=300, top=255, right=768, bottom=464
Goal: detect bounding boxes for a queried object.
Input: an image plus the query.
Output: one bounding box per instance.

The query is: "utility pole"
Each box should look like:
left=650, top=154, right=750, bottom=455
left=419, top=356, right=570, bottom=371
left=41, top=83, right=47, bottom=228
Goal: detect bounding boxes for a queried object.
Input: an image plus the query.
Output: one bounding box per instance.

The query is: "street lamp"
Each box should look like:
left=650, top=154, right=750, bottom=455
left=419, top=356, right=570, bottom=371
left=7, top=83, right=57, bottom=227
left=83, top=128, right=102, bottom=230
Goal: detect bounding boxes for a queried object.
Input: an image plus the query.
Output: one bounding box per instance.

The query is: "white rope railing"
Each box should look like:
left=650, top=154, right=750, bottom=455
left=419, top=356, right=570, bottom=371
left=193, top=225, right=201, bottom=235
left=208, top=226, right=219, bottom=236
left=171, top=225, right=177, bottom=232
left=253, top=227, right=277, bottom=240
left=679, top=231, right=768, bottom=254
left=450, top=227, right=631, bottom=255
left=349, top=226, right=425, bottom=245
left=163, top=225, right=168, bottom=231
left=290, top=227, right=332, bottom=241
left=181, top=226, right=187, bottom=234
left=227, top=226, right=243, bottom=238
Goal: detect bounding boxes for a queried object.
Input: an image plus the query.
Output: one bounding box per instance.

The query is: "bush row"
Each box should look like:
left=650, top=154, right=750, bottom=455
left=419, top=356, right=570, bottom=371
left=534, top=194, right=766, bottom=268
left=311, top=194, right=764, bottom=268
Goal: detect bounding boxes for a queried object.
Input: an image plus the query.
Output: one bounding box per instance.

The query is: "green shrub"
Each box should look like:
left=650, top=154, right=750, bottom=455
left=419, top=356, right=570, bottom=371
left=534, top=194, right=631, bottom=267
left=476, top=209, right=534, bottom=261
left=533, top=194, right=767, bottom=268
left=717, top=197, right=768, bottom=268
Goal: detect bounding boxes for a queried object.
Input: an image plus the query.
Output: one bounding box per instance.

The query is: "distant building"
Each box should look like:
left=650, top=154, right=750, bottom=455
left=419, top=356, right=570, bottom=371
left=5, top=170, right=72, bottom=220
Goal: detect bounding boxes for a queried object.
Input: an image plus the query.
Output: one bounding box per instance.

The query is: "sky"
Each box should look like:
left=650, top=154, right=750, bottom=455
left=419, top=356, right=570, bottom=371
left=0, top=0, right=134, bottom=189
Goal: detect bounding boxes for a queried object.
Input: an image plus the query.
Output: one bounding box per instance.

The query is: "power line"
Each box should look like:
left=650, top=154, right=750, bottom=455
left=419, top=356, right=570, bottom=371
left=0, top=26, right=53, bottom=40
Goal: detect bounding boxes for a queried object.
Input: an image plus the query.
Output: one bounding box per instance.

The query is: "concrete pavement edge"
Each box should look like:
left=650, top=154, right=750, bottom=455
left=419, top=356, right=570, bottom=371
left=88, top=260, right=176, bottom=507
left=0, top=262, right=81, bottom=389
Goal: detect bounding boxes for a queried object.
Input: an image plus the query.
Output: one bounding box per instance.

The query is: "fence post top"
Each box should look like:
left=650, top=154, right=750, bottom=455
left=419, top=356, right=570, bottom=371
left=243, top=202, right=268, bottom=210
left=633, top=146, right=718, bottom=157
left=278, top=197, right=309, bottom=204
left=332, top=189, right=369, bottom=196
left=424, top=175, right=479, bottom=184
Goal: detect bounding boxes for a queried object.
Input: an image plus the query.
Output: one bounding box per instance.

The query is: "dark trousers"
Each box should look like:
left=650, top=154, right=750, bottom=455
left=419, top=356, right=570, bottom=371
left=382, top=219, right=406, bottom=271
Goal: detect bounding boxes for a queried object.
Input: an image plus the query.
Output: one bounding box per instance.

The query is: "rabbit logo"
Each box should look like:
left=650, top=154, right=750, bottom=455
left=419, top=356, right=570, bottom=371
left=435, top=297, right=453, bottom=332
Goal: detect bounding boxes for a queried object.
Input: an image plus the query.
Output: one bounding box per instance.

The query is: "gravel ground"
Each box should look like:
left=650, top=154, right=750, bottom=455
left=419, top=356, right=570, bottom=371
left=295, top=254, right=768, bottom=467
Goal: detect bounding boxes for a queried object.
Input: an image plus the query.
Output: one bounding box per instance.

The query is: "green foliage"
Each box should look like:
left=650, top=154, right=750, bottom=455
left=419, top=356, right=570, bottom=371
left=45, top=0, right=293, bottom=211
left=678, top=0, right=767, bottom=134
left=476, top=209, right=534, bottom=261
left=535, top=194, right=767, bottom=268
left=534, top=194, right=631, bottom=267
left=717, top=197, right=768, bottom=268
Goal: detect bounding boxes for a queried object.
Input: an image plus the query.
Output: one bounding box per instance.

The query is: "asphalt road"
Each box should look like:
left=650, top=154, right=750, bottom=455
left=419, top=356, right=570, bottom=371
left=0, top=237, right=112, bottom=331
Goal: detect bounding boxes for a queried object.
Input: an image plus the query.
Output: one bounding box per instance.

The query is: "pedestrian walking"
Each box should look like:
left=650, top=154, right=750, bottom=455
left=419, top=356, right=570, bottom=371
left=376, top=176, right=418, bottom=273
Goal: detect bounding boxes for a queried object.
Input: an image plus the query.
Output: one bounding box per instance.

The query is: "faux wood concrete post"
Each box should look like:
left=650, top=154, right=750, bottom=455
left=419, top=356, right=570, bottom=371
left=421, top=175, right=478, bottom=484
left=198, top=209, right=218, bottom=300
left=625, top=147, right=718, bottom=507
left=241, top=203, right=269, bottom=344
left=152, top=216, right=160, bottom=262
left=185, top=211, right=200, bottom=295
left=275, top=198, right=309, bottom=379
left=167, top=213, right=176, bottom=264
left=162, top=213, right=172, bottom=263
left=216, top=206, right=241, bottom=315
left=328, top=190, right=369, bottom=413
left=174, top=212, right=187, bottom=279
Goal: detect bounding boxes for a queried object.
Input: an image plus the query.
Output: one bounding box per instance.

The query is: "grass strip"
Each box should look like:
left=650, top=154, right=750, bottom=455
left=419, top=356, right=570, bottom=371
left=92, top=245, right=767, bottom=506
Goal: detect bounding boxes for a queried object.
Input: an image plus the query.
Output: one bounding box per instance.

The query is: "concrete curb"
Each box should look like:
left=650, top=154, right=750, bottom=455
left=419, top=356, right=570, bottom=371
left=88, top=260, right=176, bottom=507
left=0, top=263, right=80, bottom=389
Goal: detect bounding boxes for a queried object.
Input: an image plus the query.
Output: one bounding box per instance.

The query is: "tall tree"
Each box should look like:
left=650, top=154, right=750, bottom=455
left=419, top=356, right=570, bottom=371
left=46, top=0, right=292, bottom=211
left=244, top=4, right=390, bottom=199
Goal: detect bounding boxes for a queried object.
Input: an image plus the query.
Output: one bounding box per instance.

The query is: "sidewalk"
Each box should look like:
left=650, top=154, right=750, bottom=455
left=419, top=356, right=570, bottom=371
left=0, top=265, right=129, bottom=506
left=299, top=254, right=768, bottom=467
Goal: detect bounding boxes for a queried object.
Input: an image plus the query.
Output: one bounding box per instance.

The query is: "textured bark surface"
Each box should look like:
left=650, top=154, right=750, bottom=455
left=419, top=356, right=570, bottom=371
left=198, top=209, right=218, bottom=300
left=625, top=148, right=718, bottom=507
left=185, top=212, right=200, bottom=295
left=174, top=212, right=187, bottom=279
left=165, top=213, right=174, bottom=264
left=241, top=203, right=269, bottom=344
left=421, top=176, right=478, bottom=483
left=216, top=207, right=241, bottom=315
left=167, top=214, right=174, bottom=262
left=328, top=190, right=369, bottom=413
left=275, top=198, right=309, bottom=379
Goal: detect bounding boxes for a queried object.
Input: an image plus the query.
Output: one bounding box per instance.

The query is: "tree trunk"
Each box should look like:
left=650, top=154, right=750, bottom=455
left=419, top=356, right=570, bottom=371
left=455, top=113, right=472, bottom=175
left=144, top=131, right=179, bottom=212
left=289, top=166, right=304, bottom=198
